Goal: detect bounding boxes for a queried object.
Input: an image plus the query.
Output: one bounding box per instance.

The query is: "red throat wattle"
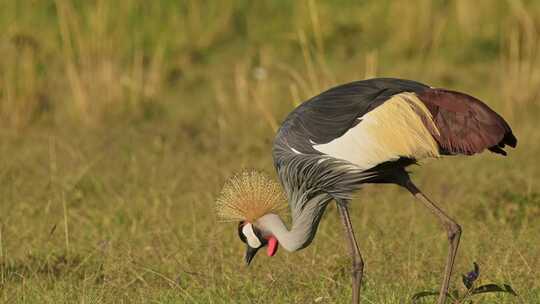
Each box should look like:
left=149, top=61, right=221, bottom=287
left=267, top=236, right=279, bottom=256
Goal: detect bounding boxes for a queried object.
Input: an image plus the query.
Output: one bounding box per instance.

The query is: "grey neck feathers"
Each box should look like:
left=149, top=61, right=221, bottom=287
left=256, top=193, right=331, bottom=252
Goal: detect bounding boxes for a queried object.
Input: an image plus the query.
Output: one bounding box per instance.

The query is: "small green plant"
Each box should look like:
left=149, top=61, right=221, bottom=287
left=412, top=262, right=518, bottom=303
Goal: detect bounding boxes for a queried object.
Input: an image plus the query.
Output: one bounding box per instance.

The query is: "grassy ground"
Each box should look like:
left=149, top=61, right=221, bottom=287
left=1, top=1, right=540, bottom=303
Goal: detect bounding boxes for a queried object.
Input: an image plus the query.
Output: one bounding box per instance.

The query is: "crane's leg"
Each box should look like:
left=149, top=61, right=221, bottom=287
left=403, top=179, right=461, bottom=304
left=336, top=200, right=363, bottom=304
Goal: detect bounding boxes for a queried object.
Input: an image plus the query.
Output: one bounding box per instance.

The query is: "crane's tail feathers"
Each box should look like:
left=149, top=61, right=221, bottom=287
left=215, top=170, right=287, bottom=222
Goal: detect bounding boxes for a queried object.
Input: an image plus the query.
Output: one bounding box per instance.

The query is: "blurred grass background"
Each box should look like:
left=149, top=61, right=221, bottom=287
left=0, top=0, right=539, bottom=303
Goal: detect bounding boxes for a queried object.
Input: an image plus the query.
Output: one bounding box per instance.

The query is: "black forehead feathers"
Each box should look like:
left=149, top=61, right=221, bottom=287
left=237, top=221, right=247, bottom=243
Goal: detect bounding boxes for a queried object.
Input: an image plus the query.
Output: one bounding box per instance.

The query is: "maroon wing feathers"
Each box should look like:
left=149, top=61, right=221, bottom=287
left=416, top=89, right=517, bottom=156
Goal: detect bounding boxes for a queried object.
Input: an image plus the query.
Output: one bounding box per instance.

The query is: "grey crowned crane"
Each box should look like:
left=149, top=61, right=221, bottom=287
left=216, top=78, right=517, bottom=304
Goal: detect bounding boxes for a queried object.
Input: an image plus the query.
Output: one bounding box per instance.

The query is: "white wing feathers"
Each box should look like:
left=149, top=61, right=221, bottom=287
left=312, top=93, right=440, bottom=170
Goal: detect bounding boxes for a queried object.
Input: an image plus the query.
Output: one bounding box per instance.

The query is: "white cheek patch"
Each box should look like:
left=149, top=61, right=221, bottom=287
left=242, top=224, right=262, bottom=248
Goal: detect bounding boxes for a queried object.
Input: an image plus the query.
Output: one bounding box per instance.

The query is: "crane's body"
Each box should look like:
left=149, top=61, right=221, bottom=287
left=217, top=78, right=516, bottom=304
left=270, top=78, right=515, bottom=252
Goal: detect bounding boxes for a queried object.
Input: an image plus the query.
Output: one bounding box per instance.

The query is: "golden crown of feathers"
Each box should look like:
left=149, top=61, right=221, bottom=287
left=216, top=170, right=286, bottom=222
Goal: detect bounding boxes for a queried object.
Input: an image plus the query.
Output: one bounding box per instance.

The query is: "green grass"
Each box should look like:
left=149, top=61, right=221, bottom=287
left=1, top=1, right=540, bottom=303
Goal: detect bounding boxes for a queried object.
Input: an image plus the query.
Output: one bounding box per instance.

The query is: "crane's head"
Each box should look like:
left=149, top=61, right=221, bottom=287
left=237, top=221, right=279, bottom=265
left=216, top=170, right=286, bottom=265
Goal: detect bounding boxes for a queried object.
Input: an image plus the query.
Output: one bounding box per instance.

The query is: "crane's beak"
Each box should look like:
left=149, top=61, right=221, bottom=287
left=244, top=245, right=261, bottom=266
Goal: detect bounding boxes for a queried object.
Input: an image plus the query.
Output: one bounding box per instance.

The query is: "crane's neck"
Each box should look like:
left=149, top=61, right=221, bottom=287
left=256, top=214, right=300, bottom=252
left=256, top=194, right=331, bottom=252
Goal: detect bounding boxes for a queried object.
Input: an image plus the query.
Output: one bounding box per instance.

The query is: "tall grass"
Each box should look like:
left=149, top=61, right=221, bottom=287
left=500, top=0, right=540, bottom=117
left=1, top=1, right=539, bottom=129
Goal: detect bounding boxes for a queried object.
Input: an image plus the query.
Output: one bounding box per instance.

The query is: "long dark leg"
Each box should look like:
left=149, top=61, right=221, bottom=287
left=403, top=179, right=461, bottom=304
left=336, top=200, right=363, bottom=304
